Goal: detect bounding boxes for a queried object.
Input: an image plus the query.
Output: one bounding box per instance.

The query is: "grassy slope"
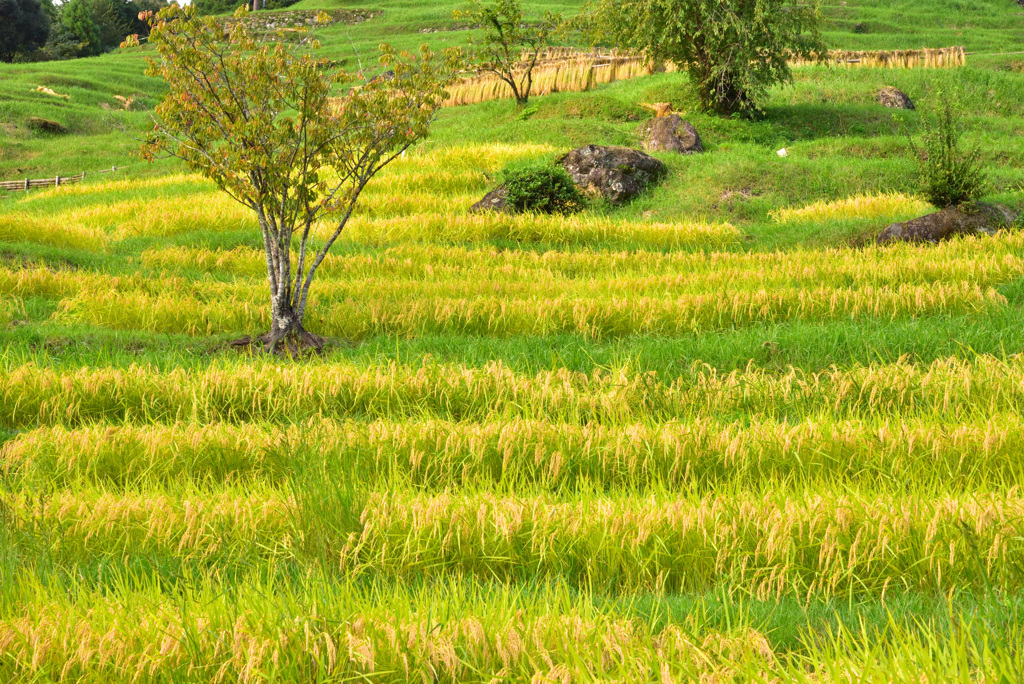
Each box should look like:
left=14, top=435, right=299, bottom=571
left=2, top=0, right=1024, bottom=680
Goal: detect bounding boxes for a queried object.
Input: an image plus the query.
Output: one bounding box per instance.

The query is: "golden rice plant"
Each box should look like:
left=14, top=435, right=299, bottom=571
left=5, top=487, right=1021, bottom=597
left=771, top=192, right=933, bottom=224
left=0, top=585, right=779, bottom=684
left=0, top=487, right=292, bottom=564
left=0, top=296, right=20, bottom=327
left=57, top=280, right=1005, bottom=339
left=0, top=213, right=109, bottom=252
left=2, top=354, right=1023, bottom=429
left=7, top=415, right=1024, bottom=489
left=335, top=212, right=739, bottom=247
left=0, top=267, right=124, bottom=300
left=137, top=230, right=1024, bottom=290
left=0, top=576, right=1014, bottom=684
left=342, top=489, right=1024, bottom=596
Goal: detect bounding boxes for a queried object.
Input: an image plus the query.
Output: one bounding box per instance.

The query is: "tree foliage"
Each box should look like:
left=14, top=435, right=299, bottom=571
left=0, top=0, right=50, bottom=62
left=579, top=0, right=825, bottom=114
left=455, top=0, right=561, bottom=106
left=136, top=5, right=462, bottom=352
left=58, top=0, right=163, bottom=57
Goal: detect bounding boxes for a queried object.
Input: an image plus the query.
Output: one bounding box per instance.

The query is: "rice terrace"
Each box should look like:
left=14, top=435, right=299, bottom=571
left=2, top=0, right=1024, bottom=680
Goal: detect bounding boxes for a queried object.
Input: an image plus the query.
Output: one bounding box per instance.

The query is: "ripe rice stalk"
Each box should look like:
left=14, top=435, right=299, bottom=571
left=791, top=46, right=967, bottom=69
left=5, top=488, right=1021, bottom=597
left=0, top=585, right=778, bottom=684
left=0, top=297, right=21, bottom=328
left=0, top=576, right=1014, bottom=683
left=0, top=488, right=293, bottom=564
left=2, top=354, right=1023, bottom=429
left=771, top=192, right=933, bottom=224
left=7, top=415, right=1024, bottom=490
left=445, top=48, right=663, bottom=106
left=443, top=47, right=966, bottom=107
left=137, top=231, right=1024, bottom=289
left=341, top=489, right=1024, bottom=596
left=57, top=280, right=1005, bottom=339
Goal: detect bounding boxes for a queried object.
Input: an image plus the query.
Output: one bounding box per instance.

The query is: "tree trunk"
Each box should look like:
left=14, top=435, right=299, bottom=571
left=260, top=282, right=325, bottom=354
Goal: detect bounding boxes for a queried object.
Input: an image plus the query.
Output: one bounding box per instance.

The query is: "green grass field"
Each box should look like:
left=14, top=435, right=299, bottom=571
left=2, top=0, right=1024, bottom=680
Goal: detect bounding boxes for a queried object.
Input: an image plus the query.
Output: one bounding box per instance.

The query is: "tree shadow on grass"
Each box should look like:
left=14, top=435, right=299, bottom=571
left=757, top=103, right=917, bottom=142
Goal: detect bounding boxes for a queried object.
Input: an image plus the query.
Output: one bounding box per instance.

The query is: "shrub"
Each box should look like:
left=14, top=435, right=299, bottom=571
left=914, top=95, right=986, bottom=208
left=504, top=165, right=585, bottom=214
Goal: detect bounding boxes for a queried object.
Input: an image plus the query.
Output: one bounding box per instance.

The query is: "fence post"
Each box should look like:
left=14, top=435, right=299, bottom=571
left=55, top=176, right=61, bottom=187
left=24, top=178, right=29, bottom=191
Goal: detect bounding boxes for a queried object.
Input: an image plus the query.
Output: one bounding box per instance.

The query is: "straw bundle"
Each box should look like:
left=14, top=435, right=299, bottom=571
left=444, top=46, right=966, bottom=107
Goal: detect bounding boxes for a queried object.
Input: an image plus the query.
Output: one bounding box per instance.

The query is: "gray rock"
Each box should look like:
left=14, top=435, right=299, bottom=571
left=877, top=86, right=915, bottom=110
left=558, top=145, right=666, bottom=204
left=641, top=115, right=703, bottom=154
left=470, top=185, right=510, bottom=214
left=877, top=203, right=1018, bottom=245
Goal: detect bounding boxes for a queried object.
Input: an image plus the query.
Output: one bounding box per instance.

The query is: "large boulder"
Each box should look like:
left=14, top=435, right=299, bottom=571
left=470, top=185, right=510, bottom=214
left=877, top=203, right=1018, bottom=245
left=641, top=115, right=703, bottom=154
left=877, top=86, right=914, bottom=110
left=558, top=145, right=666, bottom=204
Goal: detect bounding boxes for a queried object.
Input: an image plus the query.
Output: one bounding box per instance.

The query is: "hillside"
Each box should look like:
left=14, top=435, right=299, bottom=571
left=2, top=0, right=1024, bottom=681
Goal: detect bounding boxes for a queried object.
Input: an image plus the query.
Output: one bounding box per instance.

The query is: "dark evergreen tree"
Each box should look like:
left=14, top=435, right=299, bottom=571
left=0, top=0, right=50, bottom=62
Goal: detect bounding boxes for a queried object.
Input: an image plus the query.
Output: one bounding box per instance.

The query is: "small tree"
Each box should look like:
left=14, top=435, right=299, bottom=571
left=136, top=6, right=461, bottom=352
left=455, top=0, right=560, bottom=106
left=579, top=0, right=824, bottom=115
left=0, top=0, right=50, bottom=62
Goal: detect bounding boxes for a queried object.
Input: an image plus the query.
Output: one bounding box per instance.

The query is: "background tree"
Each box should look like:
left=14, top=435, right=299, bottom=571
left=0, top=0, right=50, bottom=62
left=455, top=0, right=561, bottom=106
left=136, top=5, right=461, bottom=352
left=60, top=0, right=104, bottom=55
left=579, top=0, right=825, bottom=115
left=59, top=0, right=164, bottom=57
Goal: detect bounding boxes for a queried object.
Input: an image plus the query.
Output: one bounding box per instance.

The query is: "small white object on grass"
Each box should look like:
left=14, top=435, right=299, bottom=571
left=776, top=148, right=789, bottom=158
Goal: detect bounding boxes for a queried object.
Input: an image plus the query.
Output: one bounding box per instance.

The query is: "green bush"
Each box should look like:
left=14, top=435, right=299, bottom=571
left=915, top=95, right=987, bottom=208
left=503, top=165, right=585, bottom=214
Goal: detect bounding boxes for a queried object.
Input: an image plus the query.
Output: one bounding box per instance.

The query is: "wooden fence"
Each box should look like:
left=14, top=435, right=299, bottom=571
left=1, top=172, right=85, bottom=193
left=0, top=166, right=128, bottom=193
